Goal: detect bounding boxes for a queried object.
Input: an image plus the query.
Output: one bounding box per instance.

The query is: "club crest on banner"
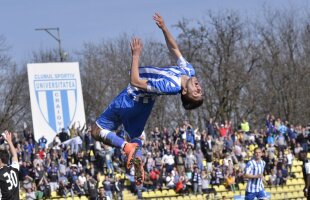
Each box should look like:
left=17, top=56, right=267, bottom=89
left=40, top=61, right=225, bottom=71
left=34, top=77, right=77, bottom=133
left=27, top=62, right=86, bottom=145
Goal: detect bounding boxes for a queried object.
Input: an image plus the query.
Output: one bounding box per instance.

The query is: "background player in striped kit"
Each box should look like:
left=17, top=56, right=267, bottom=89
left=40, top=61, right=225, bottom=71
left=244, top=147, right=268, bottom=200
left=91, top=13, right=204, bottom=186
left=299, top=150, right=310, bottom=199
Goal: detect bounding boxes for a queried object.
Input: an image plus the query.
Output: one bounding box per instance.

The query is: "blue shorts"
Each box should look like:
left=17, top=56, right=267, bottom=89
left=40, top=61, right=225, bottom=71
left=96, top=89, right=155, bottom=139
left=245, top=190, right=267, bottom=200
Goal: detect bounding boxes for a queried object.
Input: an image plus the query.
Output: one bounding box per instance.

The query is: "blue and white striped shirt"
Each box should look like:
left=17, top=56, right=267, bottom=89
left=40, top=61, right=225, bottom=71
left=127, top=57, right=195, bottom=102
left=245, top=159, right=266, bottom=192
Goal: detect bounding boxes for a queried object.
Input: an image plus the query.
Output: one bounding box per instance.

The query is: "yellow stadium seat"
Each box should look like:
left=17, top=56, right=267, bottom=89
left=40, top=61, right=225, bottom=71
left=155, top=190, right=163, bottom=197
left=203, top=159, right=207, bottom=167
left=238, top=183, right=246, bottom=190
left=274, top=193, right=281, bottom=200
left=226, top=191, right=234, bottom=198
left=264, top=187, right=271, bottom=194
left=298, top=191, right=304, bottom=198
left=249, top=144, right=255, bottom=151
left=215, top=193, right=222, bottom=199
left=286, top=185, right=294, bottom=192
left=213, top=185, right=219, bottom=191
left=292, top=178, right=299, bottom=185
left=51, top=191, right=58, bottom=198
left=286, top=179, right=293, bottom=185
left=295, top=184, right=304, bottom=191
left=297, top=178, right=304, bottom=185
left=122, top=189, right=130, bottom=194
left=163, top=189, right=169, bottom=195
left=196, top=194, right=203, bottom=200
left=293, top=159, right=303, bottom=166
left=148, top=191, right=156, bottom=198
left=97, top=175, right=105, bottom=188
left=217, top=185, right=226, bottom=192
left=189, top=194, right=197, bottom=200
left=292, top=166, right=297, bottom=173
left=286, top=192, right=293, bottom=199
left=142, top=192, right=149, bottom=198
left=284, top=149, right=288, bottom=155
left=183, top=196, right=190, bottom=200
left=292, top=192, right=299, bottom=198
left=278, top=193, right=285, bottom=199
left=168, top=189, right=177, bottom=196
left=284, top=193, right=292, bottom=199
left=296, top=166, right=302, bottom=173
left=276, top=186, right=283, bottom=193
left=295, top=172, right=303, bottom=178
left=124, top=179, right=131, bottom=186
left=270, top=187, right=277, bottom=194
left=19, top=192, right=26, bottom=200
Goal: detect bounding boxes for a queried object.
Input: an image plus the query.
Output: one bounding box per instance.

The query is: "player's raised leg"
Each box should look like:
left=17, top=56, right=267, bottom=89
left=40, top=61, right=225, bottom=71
left=91, top=122, right=139, bottom=169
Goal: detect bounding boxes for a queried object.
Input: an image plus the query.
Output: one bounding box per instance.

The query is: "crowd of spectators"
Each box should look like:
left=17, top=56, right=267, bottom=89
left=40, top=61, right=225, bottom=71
left=2, top=114, right=310, bottom=200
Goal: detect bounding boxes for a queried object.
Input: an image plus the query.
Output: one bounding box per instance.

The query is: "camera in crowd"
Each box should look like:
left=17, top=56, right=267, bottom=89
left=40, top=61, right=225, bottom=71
left=0, top=131, right=7, bottom=145
left=0, top=135, right=5, bottom=145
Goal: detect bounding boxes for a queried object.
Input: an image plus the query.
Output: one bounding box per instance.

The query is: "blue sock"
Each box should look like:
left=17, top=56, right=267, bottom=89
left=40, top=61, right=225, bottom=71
left=130, top=138, right=142, bottom=147
left=105, top=132, right=124, bottom=148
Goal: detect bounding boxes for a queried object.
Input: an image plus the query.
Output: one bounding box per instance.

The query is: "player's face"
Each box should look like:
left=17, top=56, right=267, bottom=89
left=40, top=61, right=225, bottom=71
left=186, top=77, right=203, bottom=100
left=254, top=149, right=262, bottom=160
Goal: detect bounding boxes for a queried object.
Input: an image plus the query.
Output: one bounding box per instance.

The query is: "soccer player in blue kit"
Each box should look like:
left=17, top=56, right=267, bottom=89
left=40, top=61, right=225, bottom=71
left=91, top=13, right=204, bottom=186
left=244, top=147, right=268, bottom=200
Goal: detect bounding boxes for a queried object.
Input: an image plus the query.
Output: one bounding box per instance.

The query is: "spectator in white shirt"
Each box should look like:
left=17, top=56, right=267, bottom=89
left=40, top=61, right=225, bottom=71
left=162, top=150, right=175, bottom=173
left=286, top=149, right=294, bottom=174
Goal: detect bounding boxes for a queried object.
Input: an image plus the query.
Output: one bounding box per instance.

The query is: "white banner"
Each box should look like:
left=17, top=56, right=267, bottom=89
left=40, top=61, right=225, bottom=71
left=27, top=62, right=86, bottom=145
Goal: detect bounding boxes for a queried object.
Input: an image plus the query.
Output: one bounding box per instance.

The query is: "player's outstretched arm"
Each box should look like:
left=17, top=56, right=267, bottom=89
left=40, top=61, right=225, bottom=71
left=3, top=131, right=18, bottom=163
left=153, top=13, right=182, bottom=59
left=130, top=37, right=147, bottom=90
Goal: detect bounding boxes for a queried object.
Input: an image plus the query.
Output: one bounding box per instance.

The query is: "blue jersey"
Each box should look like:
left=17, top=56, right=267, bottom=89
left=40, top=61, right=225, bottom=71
left=127, top=57, right=195, bottom=102
left=245, top=159, right=266, bottom=193
left=96, top=57, right=195, bottom=139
